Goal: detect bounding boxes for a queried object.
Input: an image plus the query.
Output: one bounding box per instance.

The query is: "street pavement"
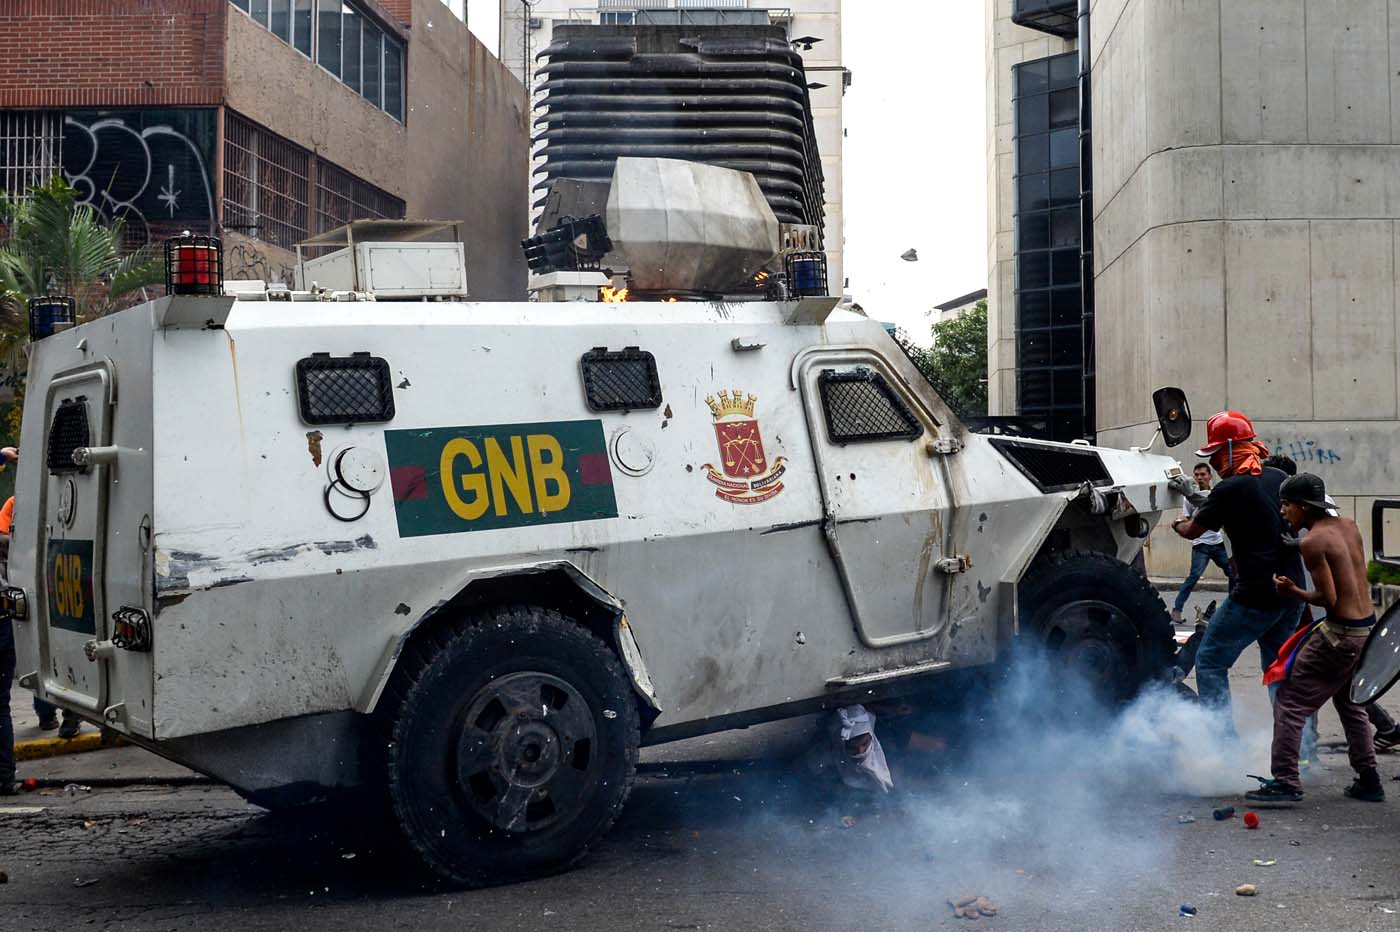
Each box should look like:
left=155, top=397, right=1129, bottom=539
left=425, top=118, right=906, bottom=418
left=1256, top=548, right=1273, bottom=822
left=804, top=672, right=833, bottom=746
left=5, top=586, right=1400, bottom=932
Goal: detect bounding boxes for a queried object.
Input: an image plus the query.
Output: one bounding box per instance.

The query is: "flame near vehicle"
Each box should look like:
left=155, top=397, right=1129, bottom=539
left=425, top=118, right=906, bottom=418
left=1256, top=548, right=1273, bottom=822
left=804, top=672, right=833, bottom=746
left=600, top=286, right=629, bottom=303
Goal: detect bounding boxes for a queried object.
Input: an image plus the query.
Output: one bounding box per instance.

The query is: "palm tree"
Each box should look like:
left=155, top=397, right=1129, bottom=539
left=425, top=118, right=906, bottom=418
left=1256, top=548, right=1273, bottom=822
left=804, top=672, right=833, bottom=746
left=0, top=175, right=163, bottom=442
left=0, top=175, right=162, bottom=324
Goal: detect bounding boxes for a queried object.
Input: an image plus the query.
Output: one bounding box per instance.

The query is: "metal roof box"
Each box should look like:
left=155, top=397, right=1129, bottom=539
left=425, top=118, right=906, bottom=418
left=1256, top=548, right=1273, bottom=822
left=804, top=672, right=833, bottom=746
left=295, top=220, right=468, bottom=299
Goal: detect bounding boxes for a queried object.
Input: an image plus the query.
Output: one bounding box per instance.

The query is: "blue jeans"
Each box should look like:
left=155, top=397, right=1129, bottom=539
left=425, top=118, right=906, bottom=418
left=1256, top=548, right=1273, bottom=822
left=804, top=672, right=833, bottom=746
left=1195, top=596, right=1303, bottom=730
left=1174, top=542, right=1233, bottom=612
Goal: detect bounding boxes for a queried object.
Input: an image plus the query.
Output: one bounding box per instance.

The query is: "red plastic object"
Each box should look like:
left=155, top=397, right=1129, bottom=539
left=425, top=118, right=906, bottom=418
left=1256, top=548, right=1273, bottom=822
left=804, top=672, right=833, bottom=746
left=22, top=777, right=37, bottom=790
left=1243, top=811, right=1260, bottom=829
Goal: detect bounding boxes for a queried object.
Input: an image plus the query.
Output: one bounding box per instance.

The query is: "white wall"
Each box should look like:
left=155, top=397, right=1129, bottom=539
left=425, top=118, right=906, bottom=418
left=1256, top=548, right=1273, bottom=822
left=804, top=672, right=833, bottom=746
left=1090, top=0, right=1400, bottom=574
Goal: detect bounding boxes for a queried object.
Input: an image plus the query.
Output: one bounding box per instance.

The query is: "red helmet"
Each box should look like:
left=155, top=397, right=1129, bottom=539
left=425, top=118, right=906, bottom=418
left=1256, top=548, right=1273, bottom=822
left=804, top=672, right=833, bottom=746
left=1196, top=410, right=1255, bottom=456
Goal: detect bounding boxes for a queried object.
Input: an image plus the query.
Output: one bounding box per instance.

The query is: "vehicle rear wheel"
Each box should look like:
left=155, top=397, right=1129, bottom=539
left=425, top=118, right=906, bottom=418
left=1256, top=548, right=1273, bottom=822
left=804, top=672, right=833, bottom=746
left=380, top=605, right=640, bottom=887
left=1018, top=550, right=1175, bottom=703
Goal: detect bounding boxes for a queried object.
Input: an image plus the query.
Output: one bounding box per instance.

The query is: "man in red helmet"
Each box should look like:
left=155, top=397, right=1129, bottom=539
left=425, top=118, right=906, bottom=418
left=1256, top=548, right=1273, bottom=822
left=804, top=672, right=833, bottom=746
left=1171, top=411, right=1306, bottom=729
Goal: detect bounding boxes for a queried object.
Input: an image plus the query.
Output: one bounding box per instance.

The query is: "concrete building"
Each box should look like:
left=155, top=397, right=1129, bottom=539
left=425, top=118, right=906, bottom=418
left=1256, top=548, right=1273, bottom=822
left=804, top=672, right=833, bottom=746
left=0, top=0, right=528, bottom=299
left=987, top=0, right=1400, bottom=575
left=934, top=287, right=988, bottom=326
left=499, top=0, right=847, bottom=292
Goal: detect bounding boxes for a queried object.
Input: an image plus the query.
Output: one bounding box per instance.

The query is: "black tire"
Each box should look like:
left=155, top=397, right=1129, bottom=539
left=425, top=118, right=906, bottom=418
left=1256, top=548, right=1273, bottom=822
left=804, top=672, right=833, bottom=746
left=1018, top=550, right=1176, bottom=703
left=379, top=605, right=640, bottom=887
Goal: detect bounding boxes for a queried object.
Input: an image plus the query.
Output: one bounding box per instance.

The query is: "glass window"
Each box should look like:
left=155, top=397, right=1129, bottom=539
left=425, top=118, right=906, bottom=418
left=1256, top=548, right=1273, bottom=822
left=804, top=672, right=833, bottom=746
left=362, top=22, right=383, bottom=107
left=1018, top=173, right=1049, bottom=212
left=1051, top=249, right=1080, bottom=286
left=1019, top=291, right=1051, bottom=331
left=1019, top=212, right=1050, bottom=251
left=1052, top=367, right=1082, bottom=404
left=293, top=0, right=313, bottom=56
left=1052, top=330, right=1083, bottom=366
left=1016, top=96, right=1048, bottom=134
left=231, top=0, right=250, bottom=11
left=1019, top=370, right=1052, bottom=409
left=318, top=0, right=342, bottom=77
left=1049, top=168, right=1078, bottom=206
left=1049, top=88, right=1077, bottom=128
left=1019, top=252, right=1051, bottom=290
left=251, top=0, right=269, bottom=24
left=1049, top=127, right=1077, bottom=169
left=1049, top=53, right=1078, bottom=90
left=1020, top=331, right=1052, bottom=368
left=1050, top=287, right=1082, bottom=326
left=1018, top=133, right=1049, bottom=174
left=270, top=0, right=291, bottom=40
left=384, top=39, right=404, bottom=122
left=342, top=5, right=362, bottom=94
left=1050, top=207, right=1079, bottom=247
left=1017, top=60, right=1048, bottom=97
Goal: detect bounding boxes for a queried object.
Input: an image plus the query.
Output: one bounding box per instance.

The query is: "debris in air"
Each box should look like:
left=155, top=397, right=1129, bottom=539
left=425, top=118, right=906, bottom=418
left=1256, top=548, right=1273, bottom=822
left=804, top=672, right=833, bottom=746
left=948, top=895, right=997, bottom=919
left=1212, top=806, right=1235, bottom=821
left=900, top=248, right=919, bottom=262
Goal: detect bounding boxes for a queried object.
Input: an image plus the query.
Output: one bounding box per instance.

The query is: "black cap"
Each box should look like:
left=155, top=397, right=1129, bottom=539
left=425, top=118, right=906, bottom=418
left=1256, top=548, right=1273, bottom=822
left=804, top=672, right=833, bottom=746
left=1280, top=472, right=1329, bottom=511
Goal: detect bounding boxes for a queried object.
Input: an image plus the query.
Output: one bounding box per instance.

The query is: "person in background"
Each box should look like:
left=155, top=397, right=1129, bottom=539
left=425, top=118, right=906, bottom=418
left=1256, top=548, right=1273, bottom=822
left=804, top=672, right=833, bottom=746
left=1248, top=473, right=1383, bottom=803
left=1172, top=462, right=1235, bottom=623
left=0, top=448, right=80, bottom=739
left=1172, top=412, right=1305, bottom=732
left=1261, top=454, right=1400, bottom=751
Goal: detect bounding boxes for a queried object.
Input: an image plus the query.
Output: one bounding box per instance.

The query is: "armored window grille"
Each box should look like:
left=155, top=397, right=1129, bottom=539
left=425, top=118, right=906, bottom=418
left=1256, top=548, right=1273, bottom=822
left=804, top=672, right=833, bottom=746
left=295, top=353, right=395, bottom=425
left=223, top=111, right=312, bottom=251
left=989, top=437, right=1111, bottom=492
left=46, top=399, right=90, bottom=473
left=818, top=369, right=922, bottom=443
left=314, top=159, right=405, bottom=235
left=580, top=347, right=663, bottom=412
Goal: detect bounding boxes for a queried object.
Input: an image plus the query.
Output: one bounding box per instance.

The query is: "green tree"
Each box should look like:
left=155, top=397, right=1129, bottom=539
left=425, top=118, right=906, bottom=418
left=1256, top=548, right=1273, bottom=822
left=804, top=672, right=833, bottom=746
left=907, top=299, right=988, bottom=418
left=0, top=176, right=162, bottom=444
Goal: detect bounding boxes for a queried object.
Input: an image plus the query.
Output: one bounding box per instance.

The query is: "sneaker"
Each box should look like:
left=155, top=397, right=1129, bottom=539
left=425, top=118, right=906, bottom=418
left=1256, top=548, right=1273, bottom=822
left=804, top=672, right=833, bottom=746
left=1376, top=728, right=1400, bottom=753
left=1246, top=779, right=1304, bottom=803
left=1344, top=772, right=1386, bottom=802
left=58, top=717, right=81, bottom=739
left=37, top=716, right=59, bottom=731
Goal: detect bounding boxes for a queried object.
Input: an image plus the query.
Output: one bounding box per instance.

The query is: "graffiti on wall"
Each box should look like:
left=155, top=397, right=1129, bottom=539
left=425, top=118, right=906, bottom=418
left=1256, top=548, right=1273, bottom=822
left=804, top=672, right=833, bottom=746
left=61, top=109, right=216, bottom=245
left=1263, top=436, right=1346, bottom=467
left=225, top=236, right=297, bottom=287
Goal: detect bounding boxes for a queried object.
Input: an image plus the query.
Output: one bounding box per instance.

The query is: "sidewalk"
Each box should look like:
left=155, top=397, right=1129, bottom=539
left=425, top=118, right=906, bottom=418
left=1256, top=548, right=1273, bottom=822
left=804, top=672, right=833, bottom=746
left=8, top=684, right=203, bottom=786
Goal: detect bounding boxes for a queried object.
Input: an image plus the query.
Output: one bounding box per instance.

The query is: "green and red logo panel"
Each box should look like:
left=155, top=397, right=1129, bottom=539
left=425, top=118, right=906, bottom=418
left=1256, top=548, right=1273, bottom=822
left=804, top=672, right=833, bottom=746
left=385, top=420, right=618, bottom=538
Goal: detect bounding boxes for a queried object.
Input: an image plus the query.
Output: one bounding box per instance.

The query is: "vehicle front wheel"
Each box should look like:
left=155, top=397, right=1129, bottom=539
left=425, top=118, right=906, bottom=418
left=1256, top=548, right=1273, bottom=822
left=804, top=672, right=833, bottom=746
left=380, top=605, right=640, bottom=887
left=1018, top=550, right=1176, bottom=703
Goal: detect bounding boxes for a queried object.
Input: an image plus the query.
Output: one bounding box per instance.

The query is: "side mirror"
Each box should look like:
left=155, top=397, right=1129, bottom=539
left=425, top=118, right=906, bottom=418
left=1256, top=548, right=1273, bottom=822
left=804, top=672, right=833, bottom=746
left=1153, top=387, right=1192, bottom=448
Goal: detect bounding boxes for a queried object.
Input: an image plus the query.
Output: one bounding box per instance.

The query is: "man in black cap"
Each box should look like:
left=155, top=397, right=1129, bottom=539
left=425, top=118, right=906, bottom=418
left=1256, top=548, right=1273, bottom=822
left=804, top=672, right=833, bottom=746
left=1247, top=473, right=1382, bottom=803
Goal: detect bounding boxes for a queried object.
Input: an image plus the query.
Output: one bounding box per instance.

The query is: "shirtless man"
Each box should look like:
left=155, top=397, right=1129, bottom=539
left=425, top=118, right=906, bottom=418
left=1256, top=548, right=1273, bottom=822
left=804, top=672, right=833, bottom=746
left=1246, top=473, right=1383, bottom=803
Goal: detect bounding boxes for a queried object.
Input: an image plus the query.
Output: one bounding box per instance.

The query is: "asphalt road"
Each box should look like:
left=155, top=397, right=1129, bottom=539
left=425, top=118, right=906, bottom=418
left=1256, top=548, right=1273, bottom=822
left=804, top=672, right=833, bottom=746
left=6, top=587, right=1400, bottom=932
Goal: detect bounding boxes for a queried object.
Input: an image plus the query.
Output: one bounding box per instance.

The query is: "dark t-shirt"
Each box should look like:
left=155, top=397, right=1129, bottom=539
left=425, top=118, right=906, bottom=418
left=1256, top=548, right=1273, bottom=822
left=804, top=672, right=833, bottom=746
left=1192, top=467, right=1306, bottom=609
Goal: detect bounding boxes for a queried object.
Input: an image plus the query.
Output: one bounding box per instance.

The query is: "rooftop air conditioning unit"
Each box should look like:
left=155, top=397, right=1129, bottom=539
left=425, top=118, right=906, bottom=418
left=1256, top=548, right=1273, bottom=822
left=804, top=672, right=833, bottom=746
left=294, top=220, right=467, bottom=300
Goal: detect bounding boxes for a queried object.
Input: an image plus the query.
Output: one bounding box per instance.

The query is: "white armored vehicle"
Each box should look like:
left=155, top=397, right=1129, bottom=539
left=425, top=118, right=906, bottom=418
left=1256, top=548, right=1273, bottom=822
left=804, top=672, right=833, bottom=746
left=9, top=159, right=1192, bottom=886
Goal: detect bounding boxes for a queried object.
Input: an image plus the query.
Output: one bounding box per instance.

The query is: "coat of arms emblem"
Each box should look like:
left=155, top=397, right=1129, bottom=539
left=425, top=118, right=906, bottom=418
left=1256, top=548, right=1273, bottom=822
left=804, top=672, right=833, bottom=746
left=702, top=390, right=786, bottom=504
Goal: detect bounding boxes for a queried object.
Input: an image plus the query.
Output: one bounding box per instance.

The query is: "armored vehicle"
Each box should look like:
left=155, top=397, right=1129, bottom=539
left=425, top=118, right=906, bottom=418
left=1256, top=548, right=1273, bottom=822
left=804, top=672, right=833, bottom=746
left=8, top=160, right=1191, bottom=886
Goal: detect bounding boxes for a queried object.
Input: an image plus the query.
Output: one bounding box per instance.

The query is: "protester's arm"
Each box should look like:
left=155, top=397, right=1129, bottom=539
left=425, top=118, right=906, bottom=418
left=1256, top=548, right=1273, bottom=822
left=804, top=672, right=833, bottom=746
left=1172, top=515, right=1209, bottom=540
left=1275, top=539, right=1334, bottom=607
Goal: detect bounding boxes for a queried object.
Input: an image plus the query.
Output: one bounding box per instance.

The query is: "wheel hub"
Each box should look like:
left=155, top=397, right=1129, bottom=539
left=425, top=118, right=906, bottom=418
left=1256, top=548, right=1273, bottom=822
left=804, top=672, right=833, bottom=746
left=455, top=671, right=598, bottom=833
left=1044, top=599, right=1138, bottom=695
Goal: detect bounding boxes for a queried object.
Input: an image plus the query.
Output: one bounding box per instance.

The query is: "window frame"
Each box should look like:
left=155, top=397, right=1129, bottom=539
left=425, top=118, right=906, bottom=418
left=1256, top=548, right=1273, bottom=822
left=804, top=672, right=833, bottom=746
left=816, top=367, right=924, bottom=445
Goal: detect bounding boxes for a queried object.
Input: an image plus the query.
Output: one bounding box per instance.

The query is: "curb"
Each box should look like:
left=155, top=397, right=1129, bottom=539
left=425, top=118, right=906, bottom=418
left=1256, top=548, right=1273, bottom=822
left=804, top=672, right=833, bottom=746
left=14, top=731, right=123, bottom=762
